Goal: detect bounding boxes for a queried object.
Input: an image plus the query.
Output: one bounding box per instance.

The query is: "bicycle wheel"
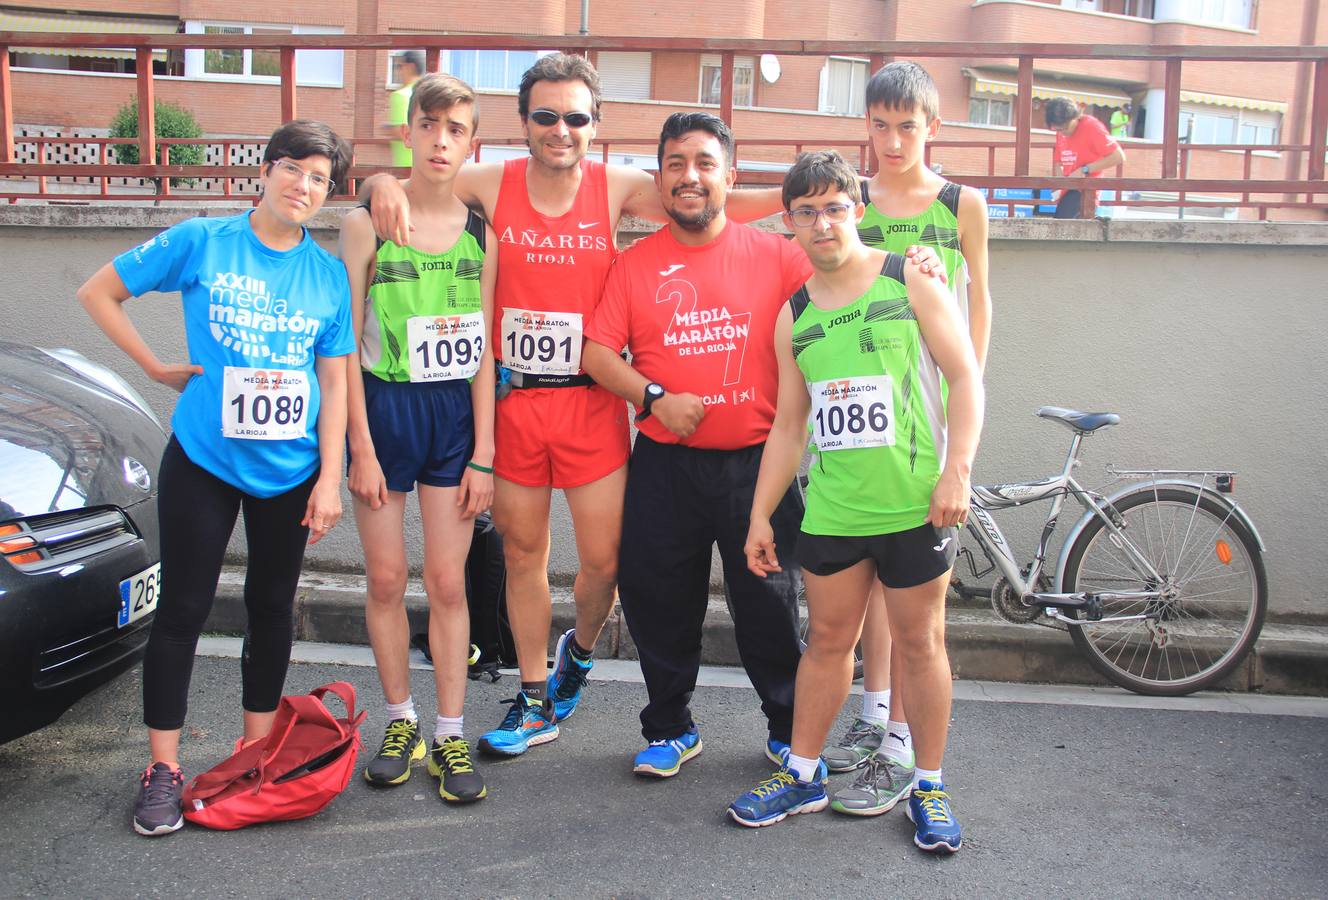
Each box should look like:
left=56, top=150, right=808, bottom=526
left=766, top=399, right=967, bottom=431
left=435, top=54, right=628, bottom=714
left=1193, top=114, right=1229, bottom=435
left=1062, top=486, right=1266, bottom=696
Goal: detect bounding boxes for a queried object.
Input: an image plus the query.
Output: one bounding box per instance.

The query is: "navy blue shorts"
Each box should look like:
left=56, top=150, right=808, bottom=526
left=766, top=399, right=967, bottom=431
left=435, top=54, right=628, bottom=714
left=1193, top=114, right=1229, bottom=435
left=354, top=375, right=473, bottom=493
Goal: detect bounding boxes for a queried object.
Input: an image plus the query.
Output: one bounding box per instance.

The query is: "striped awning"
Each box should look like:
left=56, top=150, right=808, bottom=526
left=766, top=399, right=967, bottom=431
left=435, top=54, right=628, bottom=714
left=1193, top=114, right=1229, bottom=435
left=0, top=11, right=176, bottom=61
left=968, top=70, right=1131, bottom=108
left=1179, top=90, right=1287, bottom=115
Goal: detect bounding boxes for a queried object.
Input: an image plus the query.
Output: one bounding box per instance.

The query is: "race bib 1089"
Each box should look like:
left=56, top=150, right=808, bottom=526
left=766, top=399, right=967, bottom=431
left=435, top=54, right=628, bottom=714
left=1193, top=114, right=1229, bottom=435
left=810, top=375, right=895, bottom=451
left=499, top=308, right=582, bottom=376
left=406, top=312, right=485, bottom=382
left=222, top=367, right=310, bottom=441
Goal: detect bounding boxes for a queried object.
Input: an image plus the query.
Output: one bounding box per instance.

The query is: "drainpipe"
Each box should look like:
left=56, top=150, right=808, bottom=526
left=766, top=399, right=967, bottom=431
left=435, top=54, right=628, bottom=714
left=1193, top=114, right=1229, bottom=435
left=580, top=0, right=590, bottom=36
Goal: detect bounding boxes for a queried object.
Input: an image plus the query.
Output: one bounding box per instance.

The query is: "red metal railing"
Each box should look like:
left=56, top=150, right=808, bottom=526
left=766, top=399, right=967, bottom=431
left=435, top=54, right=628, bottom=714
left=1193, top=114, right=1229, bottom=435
left=0, top=34, right=1324, bottom=218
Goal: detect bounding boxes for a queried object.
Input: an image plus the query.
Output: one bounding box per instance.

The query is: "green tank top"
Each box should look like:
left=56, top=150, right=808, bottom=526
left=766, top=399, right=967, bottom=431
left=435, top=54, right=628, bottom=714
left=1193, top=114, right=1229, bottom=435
left=857, top=179, right=968, bottom=323
left=360, top=209, right=486, bottom=383
left=791, top=254, right=947, bottom=536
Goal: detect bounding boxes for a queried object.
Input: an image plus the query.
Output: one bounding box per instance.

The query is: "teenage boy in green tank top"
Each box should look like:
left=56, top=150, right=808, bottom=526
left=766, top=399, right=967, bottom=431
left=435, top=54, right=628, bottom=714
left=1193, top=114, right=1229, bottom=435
left=820, top=62, right=992, bottom=785
left=339, top=74, right=497, bottom=805
left=728, top=151, right=982, bottom=853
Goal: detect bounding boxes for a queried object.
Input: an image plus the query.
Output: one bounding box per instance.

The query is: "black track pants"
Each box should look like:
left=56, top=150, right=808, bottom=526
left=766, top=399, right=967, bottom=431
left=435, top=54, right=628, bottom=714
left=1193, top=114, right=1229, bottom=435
left=617, top=434, right=804, bottom=743
left=142, top=436, right=316, bottom=730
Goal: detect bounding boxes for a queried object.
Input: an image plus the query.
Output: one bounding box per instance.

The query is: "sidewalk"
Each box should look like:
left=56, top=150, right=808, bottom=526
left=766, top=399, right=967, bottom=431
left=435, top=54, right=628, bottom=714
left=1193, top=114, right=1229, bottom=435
left=205, top=566, right=1328, bottom=696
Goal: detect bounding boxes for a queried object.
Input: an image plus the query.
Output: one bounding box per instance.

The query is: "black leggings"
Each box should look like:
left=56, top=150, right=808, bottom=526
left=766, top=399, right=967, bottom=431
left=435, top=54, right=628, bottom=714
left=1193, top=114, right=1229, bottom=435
left=142, top=436, right=316, bottom=731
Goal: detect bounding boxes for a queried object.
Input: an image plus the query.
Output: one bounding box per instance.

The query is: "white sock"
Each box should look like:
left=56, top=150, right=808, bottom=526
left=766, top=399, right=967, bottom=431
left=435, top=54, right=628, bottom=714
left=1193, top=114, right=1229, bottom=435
left=385, top=696, right=417, bottom=722
left=787, top=752, right=820, bottom=783
left=912, top=766, right=943, bottom=789
left=883, top=720, right=912, bottom=760
left=435, top=714, right=463, bottom=742
left=861, top=689, right=890, bottom=725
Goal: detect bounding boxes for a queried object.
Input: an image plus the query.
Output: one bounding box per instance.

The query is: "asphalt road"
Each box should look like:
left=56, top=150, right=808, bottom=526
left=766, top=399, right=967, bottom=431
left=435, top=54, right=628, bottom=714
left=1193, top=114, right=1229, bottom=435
left=2, top=649, right=1325, bottom=899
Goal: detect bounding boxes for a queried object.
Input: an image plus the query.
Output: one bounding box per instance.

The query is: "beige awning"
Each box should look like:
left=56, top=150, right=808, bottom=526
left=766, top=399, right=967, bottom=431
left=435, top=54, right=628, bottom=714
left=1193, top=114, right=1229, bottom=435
left=1180, top=90, right=1287, bottom=114
left=0, top=11, right=176, bottom=61
left=968, top=70, right=1131, bottom=108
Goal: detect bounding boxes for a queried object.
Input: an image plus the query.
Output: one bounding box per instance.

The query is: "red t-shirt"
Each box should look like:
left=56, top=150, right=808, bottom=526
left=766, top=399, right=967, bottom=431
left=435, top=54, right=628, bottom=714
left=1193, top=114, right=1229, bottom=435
left=1055, top=114, right=1118, bottom=175
left=586, top=221, right=812, bottom=450
left=491, top=157, right=616, bottom=373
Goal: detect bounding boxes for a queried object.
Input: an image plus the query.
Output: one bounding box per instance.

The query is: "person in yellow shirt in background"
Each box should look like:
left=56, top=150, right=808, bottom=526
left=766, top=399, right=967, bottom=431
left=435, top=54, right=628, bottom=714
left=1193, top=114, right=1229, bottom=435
left=386, top=51, right=426, bottom=168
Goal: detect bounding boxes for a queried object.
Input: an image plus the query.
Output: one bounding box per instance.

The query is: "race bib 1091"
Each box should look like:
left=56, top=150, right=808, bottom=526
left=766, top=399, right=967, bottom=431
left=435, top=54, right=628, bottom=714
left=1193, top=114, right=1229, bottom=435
left=499, top=308, right=582, bottom=376
left=809, top=375, right=895, bottom=451
left=222, top=367, right=310, bottom=441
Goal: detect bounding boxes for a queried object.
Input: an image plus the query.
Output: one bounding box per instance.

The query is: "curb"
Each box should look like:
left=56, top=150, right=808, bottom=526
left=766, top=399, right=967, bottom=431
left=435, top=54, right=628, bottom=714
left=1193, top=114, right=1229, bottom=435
left=205, top=568, right=1327, bottom=697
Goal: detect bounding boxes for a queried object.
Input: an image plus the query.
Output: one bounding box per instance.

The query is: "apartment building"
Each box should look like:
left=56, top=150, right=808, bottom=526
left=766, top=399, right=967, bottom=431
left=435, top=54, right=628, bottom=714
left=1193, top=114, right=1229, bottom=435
left=3, top=0, right=1323, bottom=217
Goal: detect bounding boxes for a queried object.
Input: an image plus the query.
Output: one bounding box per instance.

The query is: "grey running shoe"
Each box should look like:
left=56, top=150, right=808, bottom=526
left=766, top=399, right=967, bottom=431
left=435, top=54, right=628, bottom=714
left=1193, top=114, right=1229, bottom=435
left=133, top=762, right=184, bottom=836
left=821, top=718, right=886, bottom=773
left=364, top=717, right=426, bottom=785
left=829, top=752, right=914, bottom=817
left=428, top=736, right=487, bottom=803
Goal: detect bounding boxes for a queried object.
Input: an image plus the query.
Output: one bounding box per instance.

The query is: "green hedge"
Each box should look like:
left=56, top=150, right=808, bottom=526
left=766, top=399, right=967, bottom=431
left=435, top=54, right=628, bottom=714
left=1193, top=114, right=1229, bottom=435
left=109, top=99, right=206, bottom=187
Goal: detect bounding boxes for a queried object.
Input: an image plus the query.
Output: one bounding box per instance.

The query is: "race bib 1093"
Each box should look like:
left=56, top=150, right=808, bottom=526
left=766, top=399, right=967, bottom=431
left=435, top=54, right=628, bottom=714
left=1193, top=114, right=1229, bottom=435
left=406, top=312, right=485, bottom=382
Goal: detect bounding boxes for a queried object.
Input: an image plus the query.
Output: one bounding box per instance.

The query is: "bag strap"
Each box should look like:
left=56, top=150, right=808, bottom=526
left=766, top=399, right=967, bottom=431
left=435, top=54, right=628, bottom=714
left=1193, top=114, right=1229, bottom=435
left=309, top=681, right=359, bottom=725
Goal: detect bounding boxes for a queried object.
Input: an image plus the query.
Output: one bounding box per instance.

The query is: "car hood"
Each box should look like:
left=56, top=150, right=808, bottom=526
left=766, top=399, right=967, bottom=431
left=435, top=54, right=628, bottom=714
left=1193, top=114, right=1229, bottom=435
left=0, top=343, right=167, bottom=520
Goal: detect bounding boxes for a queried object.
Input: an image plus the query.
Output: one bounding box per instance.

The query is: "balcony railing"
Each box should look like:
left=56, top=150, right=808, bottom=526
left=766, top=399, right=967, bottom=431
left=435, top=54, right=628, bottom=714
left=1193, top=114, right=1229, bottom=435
left=0, top=33, right=1324, bottom=219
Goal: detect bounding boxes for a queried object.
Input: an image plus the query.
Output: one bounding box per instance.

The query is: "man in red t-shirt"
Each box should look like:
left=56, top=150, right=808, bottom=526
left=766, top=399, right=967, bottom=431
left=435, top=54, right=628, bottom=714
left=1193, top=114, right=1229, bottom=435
left=582, top=113, right=813, bottom=777
left=1045, top=97, right=1126, bottom=219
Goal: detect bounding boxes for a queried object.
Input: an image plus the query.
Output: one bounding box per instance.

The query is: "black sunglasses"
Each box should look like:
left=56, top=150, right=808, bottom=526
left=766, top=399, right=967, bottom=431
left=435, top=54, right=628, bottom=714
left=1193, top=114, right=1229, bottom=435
left=528, top=108, right=594, bottom=128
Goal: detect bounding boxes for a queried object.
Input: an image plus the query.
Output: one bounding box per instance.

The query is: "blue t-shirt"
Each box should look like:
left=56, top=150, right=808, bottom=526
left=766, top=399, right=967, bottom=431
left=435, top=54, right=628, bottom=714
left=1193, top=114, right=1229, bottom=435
left=114, top=212, right=354, bottom=497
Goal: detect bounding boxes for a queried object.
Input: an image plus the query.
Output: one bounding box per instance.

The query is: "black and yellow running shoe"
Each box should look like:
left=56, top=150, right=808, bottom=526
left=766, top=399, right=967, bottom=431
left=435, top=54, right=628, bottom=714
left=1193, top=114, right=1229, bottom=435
left=427, top=736, right=487, bottom=803
left=363, top=717, right=426, bottom=786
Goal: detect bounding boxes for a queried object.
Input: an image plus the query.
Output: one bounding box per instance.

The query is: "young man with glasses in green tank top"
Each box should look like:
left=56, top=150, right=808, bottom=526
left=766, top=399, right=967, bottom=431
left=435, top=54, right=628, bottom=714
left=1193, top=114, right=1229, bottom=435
left=728, top=151, right=982, bottom=853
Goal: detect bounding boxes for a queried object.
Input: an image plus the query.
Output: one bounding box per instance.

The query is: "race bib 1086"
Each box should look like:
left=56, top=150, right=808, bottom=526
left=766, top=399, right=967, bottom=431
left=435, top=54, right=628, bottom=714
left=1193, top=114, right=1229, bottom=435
left=810, top=375, right=895, bottom=451
left=406, top=312, right=485, bottom=382
left=500, top=308, right=582, bottom=376
left=222, top=366, right=310, bottom=441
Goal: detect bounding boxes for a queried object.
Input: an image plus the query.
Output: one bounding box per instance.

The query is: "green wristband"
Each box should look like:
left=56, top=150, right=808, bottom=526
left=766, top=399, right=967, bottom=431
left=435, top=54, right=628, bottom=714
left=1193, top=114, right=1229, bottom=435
left=466, top=461, right=494, bottom=474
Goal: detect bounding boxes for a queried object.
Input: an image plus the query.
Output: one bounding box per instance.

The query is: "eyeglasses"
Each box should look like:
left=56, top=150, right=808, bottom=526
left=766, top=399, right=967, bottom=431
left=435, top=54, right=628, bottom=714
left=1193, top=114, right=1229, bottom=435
left=271, top=159, right=335, bottom=195
left=528, top=108, right=594, bottom=129
left=788, top=203, right=854, bottom=228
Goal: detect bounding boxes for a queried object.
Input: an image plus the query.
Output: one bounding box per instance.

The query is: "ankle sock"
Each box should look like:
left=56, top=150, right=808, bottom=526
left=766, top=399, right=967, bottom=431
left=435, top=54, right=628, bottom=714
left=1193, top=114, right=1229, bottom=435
left=521, top=682, right=547, bottom=703
left=787, top=753, right=820, bottom=783
left=385, top=696, right=417, bottom=723
left=862, top=689, right=890, bottom=725
left=913, top=766, right=943, bottom=789
left=568, top=632, right=594, bottom=661
left=435, top=715, right=463, bottom=741
left=883, top=720, right=912, bottom=760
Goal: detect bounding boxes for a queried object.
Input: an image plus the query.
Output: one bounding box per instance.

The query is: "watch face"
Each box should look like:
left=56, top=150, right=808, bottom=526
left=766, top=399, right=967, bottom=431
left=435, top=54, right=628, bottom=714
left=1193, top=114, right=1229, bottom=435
left=647, top=384, right=664, bottom=399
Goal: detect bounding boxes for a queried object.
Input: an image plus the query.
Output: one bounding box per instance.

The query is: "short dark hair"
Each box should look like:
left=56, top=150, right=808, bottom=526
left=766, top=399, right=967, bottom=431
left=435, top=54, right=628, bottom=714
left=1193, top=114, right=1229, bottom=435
left=1044, top=97, right=1081, bottom=127
left=399, top=50, right=425, bottom=78
left=782, top=150, right=861, bottom=210
left=865, top=61, right=940, bottom=122
left=517, top=52, right=602, bottom=122
left=408, top=73, right=480, bottom=135
left=262, top=120, right=352, bottom=190
left=656, top=111, right=734, bottom=169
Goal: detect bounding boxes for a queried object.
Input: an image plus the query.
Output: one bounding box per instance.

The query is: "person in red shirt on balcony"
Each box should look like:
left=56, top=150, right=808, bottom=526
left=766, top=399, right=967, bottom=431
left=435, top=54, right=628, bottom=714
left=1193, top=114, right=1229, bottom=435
left=1045, top=97, right=1126, bottom=219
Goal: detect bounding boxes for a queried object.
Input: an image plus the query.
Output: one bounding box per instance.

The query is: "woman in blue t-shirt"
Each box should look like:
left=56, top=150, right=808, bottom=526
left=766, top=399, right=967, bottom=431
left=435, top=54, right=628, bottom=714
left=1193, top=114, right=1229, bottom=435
left=76, top=120, right=356, bottom=837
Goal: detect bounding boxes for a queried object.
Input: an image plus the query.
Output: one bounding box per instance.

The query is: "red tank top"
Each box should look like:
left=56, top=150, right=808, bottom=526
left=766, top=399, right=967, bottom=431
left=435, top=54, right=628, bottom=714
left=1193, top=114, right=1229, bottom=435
left=491, top=158, right=616, bottom=372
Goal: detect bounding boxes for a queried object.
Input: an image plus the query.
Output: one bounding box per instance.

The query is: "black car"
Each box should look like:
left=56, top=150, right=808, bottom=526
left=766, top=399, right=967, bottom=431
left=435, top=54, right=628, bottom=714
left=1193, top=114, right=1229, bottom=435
left=0, top=341, right=166, bottom=743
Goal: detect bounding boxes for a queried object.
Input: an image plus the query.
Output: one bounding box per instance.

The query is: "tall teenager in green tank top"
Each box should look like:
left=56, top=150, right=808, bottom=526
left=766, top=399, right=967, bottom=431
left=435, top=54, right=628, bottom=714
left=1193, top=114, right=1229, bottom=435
left=829, top=63, right=992, bottom=775
left=733, top=151, right=982, bottom=851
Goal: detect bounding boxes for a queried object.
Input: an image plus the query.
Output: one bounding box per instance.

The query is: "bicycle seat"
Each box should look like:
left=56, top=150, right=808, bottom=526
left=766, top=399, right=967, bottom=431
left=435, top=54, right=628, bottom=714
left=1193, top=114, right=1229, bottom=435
left=1036, top=406, right=1120, bottom=433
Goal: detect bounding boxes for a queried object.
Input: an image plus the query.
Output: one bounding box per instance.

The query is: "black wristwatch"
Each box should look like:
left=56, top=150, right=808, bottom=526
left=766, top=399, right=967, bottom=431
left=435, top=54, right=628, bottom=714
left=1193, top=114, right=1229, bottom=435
left=636, top=383, right=665, bottom=423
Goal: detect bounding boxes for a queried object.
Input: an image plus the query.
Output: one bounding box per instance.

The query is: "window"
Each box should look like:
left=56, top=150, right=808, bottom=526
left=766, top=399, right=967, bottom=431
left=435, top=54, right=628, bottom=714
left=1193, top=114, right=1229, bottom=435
left=1180, top=104, right=1279, bottom=146
left=183, top=23, right=344, bottom=87
left=1, top=10, right=178, bottom=76
left=385, top=49, right=541, bottom=91
left=700, top=54, right=754, bottom=107
left=820, top=58, right=867, bottom=117
left=597, top=52, right=652, bottom=101
left=1153, top=0, right=1253, bottom=28
left=969, top=96, right=1012, bottom=127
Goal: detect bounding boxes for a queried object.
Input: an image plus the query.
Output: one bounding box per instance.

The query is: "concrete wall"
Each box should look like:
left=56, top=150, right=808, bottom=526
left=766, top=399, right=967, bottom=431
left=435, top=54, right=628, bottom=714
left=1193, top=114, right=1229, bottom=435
left=0, top=207, right=1323, bottom=618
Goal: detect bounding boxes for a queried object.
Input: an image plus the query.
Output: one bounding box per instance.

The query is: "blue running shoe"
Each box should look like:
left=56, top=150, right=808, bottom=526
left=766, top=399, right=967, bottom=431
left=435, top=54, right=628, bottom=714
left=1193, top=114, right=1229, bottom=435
left=547, top=628, right=593, bottom=722
left=905, top=779, right=963, bottom=853
left=477, top=693, right=559, bottom=757
left=765, top=738, right=790, bottom=766
left=633, top=729, right=703, bottom=778
left=727, top=763, right=828, bottom=828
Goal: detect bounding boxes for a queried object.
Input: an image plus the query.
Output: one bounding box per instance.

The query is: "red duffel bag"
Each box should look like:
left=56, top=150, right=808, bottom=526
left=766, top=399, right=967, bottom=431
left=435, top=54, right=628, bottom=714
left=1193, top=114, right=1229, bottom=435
left=182, top=681, right=367, bottom=830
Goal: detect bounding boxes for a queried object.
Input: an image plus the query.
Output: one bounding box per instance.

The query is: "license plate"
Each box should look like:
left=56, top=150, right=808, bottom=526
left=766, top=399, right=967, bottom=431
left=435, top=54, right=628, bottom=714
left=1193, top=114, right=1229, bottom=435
left=118, top=563, right=161, bottom=628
